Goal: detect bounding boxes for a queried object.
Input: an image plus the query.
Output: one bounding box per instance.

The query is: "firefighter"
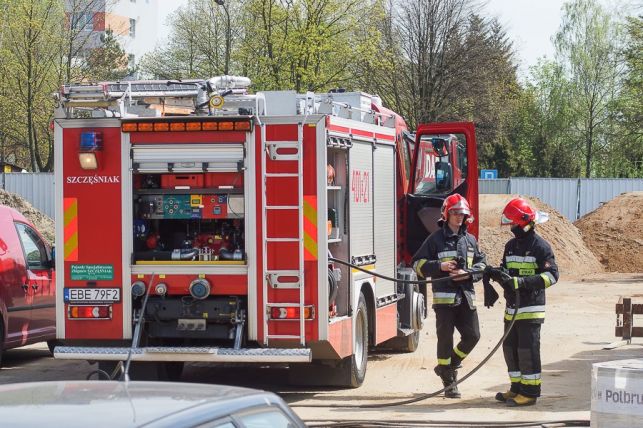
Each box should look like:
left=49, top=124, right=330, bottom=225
left=490, top=197, right=559, bottom=407
left=412, top=194, right=486, bottom=398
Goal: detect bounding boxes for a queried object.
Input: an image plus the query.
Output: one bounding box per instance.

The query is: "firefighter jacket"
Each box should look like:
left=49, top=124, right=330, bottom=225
left=501, top=230, right=559, bottom=323
left=412, top=224, right=486, bottom=309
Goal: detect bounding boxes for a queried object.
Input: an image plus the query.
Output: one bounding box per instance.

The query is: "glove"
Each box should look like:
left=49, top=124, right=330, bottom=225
left=485, top=266, right=511, bottom=284
left=482, top=274, right=499, bottom=308
left=503, top=276, right=525, bottom=290
left=466, top=268, right=483, bottom=282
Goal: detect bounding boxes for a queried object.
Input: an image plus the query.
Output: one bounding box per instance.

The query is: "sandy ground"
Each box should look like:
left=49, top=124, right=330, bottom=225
left=285, top=273, right=643, bottom=426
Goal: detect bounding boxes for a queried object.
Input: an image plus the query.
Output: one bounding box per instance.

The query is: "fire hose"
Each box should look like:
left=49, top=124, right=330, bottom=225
left=292, top=258, right=518, bottom=409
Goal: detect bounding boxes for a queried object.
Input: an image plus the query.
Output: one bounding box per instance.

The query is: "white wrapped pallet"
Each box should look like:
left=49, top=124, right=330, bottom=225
left=591, top=359, right=643, bottom=427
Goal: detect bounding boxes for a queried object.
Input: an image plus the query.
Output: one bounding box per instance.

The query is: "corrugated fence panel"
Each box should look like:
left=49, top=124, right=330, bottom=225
left=480, top=178, right=643, bottom=220
left=2, top=173, right=55, bottom=218
left=479, top=179, right=510, bottom=194
left=510, top=178, right=579, bottom=221
left=579, top=179, right=643, bottom=218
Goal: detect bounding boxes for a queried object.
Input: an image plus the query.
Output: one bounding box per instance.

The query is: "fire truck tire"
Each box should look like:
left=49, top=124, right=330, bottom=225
left=384, top=330, right=420, bottom=353
left=341, top=292, right=369, bottom=388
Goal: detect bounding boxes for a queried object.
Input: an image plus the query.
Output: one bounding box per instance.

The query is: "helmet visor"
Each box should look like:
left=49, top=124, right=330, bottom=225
left=500, top=214, right=514, bottom=226
left=449, top=207, right=471, bottom=216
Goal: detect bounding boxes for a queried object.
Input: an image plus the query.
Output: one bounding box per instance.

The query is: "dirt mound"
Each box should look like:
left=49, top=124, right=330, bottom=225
left=0, top=189, right=55, bottom=244
left=478, top=194, right=603, bottom=277
left=575, top=192, right=643, bottom=273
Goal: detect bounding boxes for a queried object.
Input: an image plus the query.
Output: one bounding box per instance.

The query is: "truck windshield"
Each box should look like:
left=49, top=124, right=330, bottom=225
left=413, top=134, right=467, bottom=195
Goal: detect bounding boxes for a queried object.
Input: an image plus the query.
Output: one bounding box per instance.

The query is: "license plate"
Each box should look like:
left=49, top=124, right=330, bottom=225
left=64, top=288, right=121, bottom=303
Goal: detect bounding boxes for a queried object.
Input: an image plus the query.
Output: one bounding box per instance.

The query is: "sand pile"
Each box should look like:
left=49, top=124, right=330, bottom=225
left=478, top=194, right=603, bottom=277
left=0, top=189, right=55, bottom=244
left=575, top=192, right=643, bottom=273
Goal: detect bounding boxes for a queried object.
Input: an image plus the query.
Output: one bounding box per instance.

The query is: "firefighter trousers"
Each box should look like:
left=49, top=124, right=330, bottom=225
left=502, top=321, right=541, bottom=398
left=434, top=303, right=480, bottom=368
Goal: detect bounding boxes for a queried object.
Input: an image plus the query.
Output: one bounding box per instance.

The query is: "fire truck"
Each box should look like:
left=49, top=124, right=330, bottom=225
left=52, top=76, right=478, bottom=387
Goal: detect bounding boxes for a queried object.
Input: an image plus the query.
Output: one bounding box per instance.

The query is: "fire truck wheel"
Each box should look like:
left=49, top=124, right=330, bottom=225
left=341, top=292, right=369, bottom=388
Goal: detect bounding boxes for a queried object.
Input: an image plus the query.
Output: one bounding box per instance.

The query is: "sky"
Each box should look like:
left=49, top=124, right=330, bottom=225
left=157, top=0, right=631, bottom=77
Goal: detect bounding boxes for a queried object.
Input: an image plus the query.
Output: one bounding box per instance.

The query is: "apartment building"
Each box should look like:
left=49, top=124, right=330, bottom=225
left=67, top=0, right=159, bottom=71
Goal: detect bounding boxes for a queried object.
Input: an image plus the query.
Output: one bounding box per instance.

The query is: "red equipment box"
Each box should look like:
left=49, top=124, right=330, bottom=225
left=161, top=174, right=204, bottom=189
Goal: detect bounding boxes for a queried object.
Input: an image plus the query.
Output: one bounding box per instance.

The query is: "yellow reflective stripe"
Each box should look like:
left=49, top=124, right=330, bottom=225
left=510, top=376, right=521, bottom=383
left=414, top=259, right=427, bottom=278
left=433, top=297, right=456, bottom=304
left=453, top=346, right=467, bottom=359
left=440, top=257, right=455, bottom=262
left=506, top=262, right=538, bottom=269
left=513, top=277, right=519, bottom=290
left=520, top=378, right=542, bottom=385
left=541, top=273, right=552, bottom=288
left=438, top=358, right=451, bottom=366
left=504, top=312, right=545, bottom=321
left=303, top=197, right=317, bottom=260
left=467, top=257, right=473, bottom=268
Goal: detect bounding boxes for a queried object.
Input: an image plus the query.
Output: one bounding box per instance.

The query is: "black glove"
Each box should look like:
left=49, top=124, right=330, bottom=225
left=482, top=273, right=499, bottom=308
left=485, top=266, right=511, bottom=284
left=502, top=276, right=526, bottom=290
left=466, top=268, right=483, bottom=282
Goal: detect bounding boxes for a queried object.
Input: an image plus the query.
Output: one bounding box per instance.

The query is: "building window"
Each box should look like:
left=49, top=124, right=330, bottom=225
left=129, top=18, right=136, bottom=37
left=72, top=12, right=93, bottom=31
left=128, top=54, right=136, bottom=68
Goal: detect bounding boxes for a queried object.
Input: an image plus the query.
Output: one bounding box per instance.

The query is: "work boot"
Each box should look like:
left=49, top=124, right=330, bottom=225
left=434, top=365, right=461, bottom=399
left=495, top=391, right=518, bottom=402
left=506, top=394, right=537, bottom=407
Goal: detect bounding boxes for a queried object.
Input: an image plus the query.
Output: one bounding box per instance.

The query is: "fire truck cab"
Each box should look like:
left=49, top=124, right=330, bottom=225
left=52, top=76, right=477, bottom=387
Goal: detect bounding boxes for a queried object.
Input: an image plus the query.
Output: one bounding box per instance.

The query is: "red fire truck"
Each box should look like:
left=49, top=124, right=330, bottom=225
left=53, top=76, right=478, bottom=387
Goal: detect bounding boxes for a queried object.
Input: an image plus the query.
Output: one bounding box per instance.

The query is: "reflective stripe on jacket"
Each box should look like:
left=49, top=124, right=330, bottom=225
left=501, top=231, right=559, bottom=323
left=412, top=224, right=486, bottom=309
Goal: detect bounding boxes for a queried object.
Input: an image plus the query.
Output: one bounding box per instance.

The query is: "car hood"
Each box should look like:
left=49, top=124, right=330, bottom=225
left=0, top=380, right=263, bottom=427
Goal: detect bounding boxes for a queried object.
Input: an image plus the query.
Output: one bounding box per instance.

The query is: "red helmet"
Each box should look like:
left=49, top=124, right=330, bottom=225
left=501, top=197, right=536, bottom=227
left=441, top=194, right=472, bottom=221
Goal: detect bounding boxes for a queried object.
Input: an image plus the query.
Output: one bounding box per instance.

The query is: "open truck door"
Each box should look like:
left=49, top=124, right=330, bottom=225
left=403, top=122, right=478, bottom=262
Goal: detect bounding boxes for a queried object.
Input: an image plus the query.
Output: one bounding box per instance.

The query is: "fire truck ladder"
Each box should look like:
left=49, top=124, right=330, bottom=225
left=261, top=123, right=306, bottom=347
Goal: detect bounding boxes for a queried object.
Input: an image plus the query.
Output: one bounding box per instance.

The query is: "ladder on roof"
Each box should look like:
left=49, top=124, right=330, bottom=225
left=61, top=80, right=203, bottom=101
left=261, top=123, right=306, bottom=347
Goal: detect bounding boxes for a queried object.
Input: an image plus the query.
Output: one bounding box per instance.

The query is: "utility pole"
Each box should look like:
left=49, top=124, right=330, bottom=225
left=215, top=0, right=231, bottom=75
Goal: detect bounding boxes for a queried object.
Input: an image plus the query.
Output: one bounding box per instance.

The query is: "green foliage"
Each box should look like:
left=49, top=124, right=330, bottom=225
left=0, top=0, right=65, bottom=171
left=83, top=30, right=132, bottom=81
left=554, top=0, right=625, bottom=177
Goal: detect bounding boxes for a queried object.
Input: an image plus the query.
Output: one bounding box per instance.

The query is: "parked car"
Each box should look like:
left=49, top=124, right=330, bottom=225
left=0, top=380, right=306, bottom=428
left=0, top=204, right=55, bottom=365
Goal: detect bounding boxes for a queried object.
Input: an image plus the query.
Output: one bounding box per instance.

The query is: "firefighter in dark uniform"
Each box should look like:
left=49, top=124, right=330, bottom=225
left=412, top=194, right=486, bottom=398
left=490, top=197, right=559, bottom=407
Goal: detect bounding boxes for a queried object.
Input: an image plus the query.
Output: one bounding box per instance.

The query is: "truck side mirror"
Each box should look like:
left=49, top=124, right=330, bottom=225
left=431, top=138, right=449, bottom=157
left=435, top=161, right=452, bottom=191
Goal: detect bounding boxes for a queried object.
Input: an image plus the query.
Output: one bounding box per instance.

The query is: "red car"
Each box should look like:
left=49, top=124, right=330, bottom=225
left=0, top=205, right=55, bottom=365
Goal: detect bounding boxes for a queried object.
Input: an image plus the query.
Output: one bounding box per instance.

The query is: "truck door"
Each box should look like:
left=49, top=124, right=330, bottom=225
left=14, top=223, right=55, bottom=339
left=404, top=122, right=478, bottom=260
left=0, top=223, right=31, bottom=347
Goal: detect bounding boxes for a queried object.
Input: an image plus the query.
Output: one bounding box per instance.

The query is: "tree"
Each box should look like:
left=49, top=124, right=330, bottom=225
left=61, top=0, right=106, bottom=83
left=139, top=0, right=240, bottom=79
left=554, top=0, right=625, bottom=177
left=608, top=15, right=643, bottom=177
left=0, top=0, right=64, bottom=172
left=83, top=29, right=131, bottom=81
